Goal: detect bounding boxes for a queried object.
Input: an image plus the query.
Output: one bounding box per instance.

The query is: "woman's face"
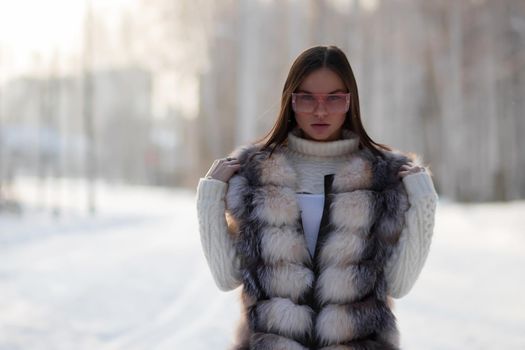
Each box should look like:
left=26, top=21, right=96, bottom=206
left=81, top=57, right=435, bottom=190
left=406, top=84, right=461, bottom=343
left=293, top=68, right=348, bottom=141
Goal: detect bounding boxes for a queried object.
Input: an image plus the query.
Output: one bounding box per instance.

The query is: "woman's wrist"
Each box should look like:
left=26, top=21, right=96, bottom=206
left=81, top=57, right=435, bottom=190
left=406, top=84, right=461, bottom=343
left=197, top=177, right=228, bottom=202
left=205, top=175, right=216, bottom=180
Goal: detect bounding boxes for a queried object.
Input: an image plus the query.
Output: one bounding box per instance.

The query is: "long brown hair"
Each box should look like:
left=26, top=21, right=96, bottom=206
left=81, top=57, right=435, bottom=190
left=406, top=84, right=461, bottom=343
left=255, top=45, right=391, bottom=157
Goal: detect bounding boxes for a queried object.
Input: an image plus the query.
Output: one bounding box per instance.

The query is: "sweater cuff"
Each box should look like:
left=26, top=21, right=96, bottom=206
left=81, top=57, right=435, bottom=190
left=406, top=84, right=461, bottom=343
left=402, top=172, right=437, bottom=201
left=197, top=177, right=228, bottom=202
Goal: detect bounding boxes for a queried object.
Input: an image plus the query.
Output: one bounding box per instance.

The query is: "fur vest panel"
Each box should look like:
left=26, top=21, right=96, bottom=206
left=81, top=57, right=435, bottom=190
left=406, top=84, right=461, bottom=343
left=224, top=143, right=412, bottom=350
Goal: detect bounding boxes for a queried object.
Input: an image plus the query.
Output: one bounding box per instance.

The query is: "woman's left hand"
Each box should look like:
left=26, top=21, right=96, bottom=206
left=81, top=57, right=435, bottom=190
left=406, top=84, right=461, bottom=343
left=398, top=161, right=425, bottom=178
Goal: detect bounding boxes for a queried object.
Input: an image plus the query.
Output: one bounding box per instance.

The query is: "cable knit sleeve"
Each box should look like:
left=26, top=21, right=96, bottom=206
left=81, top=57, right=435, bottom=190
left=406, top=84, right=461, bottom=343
left=196, top=177, right=242, bottom=291
left=385, top=171, right=438, bottom=298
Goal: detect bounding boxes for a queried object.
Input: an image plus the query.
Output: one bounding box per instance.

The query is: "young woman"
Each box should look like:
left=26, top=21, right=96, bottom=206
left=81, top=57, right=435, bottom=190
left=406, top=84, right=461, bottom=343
left=197, top=45, right=438, bottom=350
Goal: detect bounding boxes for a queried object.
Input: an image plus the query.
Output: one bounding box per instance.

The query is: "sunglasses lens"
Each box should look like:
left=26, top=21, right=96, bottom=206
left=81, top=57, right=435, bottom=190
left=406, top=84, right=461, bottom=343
left=293, top=93, right=349, bottom=113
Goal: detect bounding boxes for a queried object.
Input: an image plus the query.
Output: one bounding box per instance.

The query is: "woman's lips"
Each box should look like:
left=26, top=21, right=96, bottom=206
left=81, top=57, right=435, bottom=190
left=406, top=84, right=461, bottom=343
left=311, top=124, right=330, bottom=132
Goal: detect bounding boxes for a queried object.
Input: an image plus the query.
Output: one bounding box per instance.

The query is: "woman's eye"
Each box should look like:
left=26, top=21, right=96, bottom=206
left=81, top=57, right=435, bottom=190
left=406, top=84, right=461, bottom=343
left=300, top=95, right=315, bottom=101
left=327, top=95, right=343, bottom=102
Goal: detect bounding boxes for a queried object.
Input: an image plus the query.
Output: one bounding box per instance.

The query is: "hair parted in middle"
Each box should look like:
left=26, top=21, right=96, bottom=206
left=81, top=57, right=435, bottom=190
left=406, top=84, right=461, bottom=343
left=256, top=45, right=392, bottom=157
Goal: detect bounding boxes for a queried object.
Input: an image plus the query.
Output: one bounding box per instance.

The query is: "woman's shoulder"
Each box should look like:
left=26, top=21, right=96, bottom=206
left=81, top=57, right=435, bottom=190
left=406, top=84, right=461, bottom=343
left=356, top=146, right=420, bottom=183
left=358, top=145, right=418, bottom=166
left=227, top=141, right=277, bottom=164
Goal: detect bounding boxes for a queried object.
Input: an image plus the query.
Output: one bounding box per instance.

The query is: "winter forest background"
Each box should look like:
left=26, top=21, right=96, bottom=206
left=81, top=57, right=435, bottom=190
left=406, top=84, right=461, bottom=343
left=0, top=0, right=524, bottom=349
left=1, top=0, right=524, bottom=205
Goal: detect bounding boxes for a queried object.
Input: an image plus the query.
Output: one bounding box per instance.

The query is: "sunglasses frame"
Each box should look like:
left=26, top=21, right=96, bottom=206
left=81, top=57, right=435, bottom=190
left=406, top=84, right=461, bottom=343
left=291, top=92, right=351, bottom=113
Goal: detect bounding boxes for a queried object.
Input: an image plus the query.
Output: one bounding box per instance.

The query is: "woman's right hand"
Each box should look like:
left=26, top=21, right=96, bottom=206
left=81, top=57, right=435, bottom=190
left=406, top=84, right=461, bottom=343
left=204, top=157, right=241, bottom=183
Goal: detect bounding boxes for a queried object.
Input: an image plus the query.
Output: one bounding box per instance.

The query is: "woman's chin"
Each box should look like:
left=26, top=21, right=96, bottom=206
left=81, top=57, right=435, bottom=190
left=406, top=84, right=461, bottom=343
left=304, top=128, right=339, bottom=142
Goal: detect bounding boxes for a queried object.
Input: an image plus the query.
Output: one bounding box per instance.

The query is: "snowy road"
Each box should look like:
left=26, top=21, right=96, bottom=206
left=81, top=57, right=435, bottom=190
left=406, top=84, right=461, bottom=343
left=0, top=179, right=524, bottom=349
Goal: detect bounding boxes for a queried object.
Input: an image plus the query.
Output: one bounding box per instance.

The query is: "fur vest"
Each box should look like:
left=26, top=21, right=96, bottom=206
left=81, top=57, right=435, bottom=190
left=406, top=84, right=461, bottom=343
left=224, top=142, right=412, bottom=350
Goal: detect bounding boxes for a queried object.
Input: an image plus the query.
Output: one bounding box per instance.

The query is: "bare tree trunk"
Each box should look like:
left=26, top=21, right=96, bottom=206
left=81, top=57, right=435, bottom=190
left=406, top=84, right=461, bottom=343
left=420, top=46, right=442, bottom=181
left=441, top=0, right=464, bottom=200
left=310, top=0, right=327, bottom=44
left=37, top=74, right=47, bottom=211
left=183, top=116, right=200, bottom=188
left=348, top=0, right=364, bottom=84
left=236, top=0, right=259, bottom=145
left=83, top=0, right=96, bottom=215
left=201, top=68, right=222, bottom=159
left=370, top=0, right=386, bottom=141
left=504, top=1, right=524, bottom=200
left=481, top=3, right=500, bottom=201
left=50, top=52, right=61, bottom=217
left=286, top=0, right=308, bottom=62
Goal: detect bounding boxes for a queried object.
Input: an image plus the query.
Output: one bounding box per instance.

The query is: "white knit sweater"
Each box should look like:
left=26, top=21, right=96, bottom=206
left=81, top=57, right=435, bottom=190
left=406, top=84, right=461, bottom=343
left=196, top=129, right=438, bottom=298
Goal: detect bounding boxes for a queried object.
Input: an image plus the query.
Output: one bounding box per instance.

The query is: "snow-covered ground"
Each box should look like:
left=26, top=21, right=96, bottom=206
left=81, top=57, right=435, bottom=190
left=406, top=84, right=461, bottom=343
left=0, top=177, right=524, bottom=350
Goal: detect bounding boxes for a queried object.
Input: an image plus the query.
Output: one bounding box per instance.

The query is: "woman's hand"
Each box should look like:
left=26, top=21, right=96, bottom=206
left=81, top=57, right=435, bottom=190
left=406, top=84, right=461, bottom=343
left=398, top=161, right=425, bottom=179
left=204, top=157, right=241, bottom=183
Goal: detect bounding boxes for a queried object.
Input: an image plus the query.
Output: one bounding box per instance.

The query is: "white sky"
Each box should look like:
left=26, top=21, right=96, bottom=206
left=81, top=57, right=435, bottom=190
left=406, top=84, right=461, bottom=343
left=0, top=0, right=138, bottom=79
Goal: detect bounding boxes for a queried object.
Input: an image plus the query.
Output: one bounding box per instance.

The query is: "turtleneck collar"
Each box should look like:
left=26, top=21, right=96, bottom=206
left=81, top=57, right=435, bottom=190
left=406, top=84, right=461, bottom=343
left=286, top=126, right=360, bottom=158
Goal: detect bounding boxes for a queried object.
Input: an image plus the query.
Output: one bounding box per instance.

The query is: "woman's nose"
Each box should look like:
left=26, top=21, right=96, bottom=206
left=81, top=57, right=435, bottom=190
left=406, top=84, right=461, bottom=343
left=313, top=101, right=328, bottom=117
